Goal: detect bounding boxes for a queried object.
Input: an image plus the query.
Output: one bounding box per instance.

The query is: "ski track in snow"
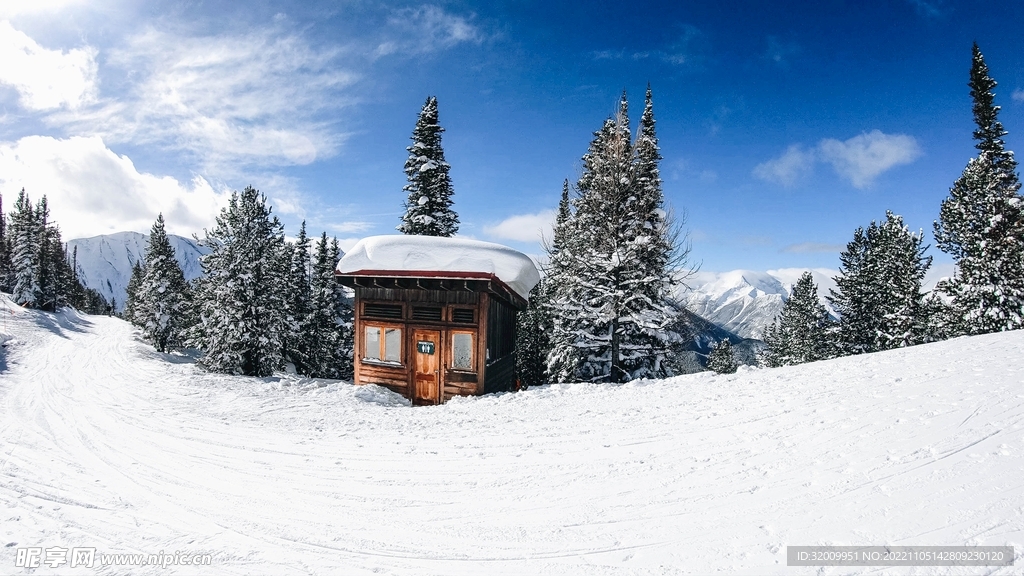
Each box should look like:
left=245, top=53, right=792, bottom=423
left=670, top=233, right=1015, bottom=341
left=1, top=299, right=1023, bottom=574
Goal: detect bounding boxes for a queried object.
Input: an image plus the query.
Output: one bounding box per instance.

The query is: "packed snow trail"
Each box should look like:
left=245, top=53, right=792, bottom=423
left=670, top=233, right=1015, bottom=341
left=1, top=300, right=1022, bottom=575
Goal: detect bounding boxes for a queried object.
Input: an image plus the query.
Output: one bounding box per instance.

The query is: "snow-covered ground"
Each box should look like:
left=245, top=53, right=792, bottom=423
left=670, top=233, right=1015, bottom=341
left=1, top=296, right=1022, bottom=575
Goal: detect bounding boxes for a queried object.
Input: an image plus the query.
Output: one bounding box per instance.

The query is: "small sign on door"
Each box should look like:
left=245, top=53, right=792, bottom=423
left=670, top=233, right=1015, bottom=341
left=417, top=341, right=435, bottom=355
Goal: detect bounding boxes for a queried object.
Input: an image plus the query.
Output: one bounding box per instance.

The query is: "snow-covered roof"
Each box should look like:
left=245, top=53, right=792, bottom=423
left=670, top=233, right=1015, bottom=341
left=336, top=235, right=540, bottom=301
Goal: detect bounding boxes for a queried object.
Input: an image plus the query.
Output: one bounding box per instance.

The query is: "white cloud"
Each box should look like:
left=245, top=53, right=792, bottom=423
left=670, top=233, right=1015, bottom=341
left=753, top=144, right=815, bottom=187
left=485, top=209, right=556, bottom=243
left=379, top=5, right=483, bottom=56
left=780, top=242, right=845, bottom=254
left=0, top=20, right=98, bottom=110
left=757, top=130, right=921, bottom=189
left=53, top=25, right=357, bottom=174
left=328, top=221, right=373, bottom=234
left=818, top=130, right=921, bottom=188
left=0, top=0, right=90, bottom=18
left=0, top=135, right=230, bottom=239
left=1012, top=89, right=1024, bottom=103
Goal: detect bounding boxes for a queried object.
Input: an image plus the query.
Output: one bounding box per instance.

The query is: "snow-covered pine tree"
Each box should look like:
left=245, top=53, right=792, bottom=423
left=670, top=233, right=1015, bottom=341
left=283, top=221, right=312, bottom=373
left=0, top=191, right=10, bottom=293
left=761, top=271, right=832, bottom=367
left=707, top=340, right=737, bottom=374
left=188, top=187, right=289, bottom=376
left=544, top=179, right=583, bottom=383
left=330, top=236, right=354, bottom=379
left=933, top=44, right=1024, bottom=335
left=303, top=233, right=354, bottom=379
left=134, top=214, right=190, bottom=352
left=829, top=211, right=932, bottom=355
left=397, top=96, right=459, bottom=237
left=619, top=85, right=683, bottom=378
left=515, top=280, right=548, bottom=389
left=547, top=90, right=683, bottom=383
left=124, top=260, right=145, bottom=323
left=9, top=189, right=39, bottom=307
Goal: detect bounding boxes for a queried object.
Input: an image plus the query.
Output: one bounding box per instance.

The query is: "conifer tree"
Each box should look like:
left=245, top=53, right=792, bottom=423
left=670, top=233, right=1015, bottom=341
left=134, top=214, right=190, bottom=352
left=0, top=191, right=10, bottom=293
left=283, top=221, right=312, bottom=373
left=546, top=89, right=684, bottom=383
left=188, top=187, right=288, bottom=376
left=707, top=340, right=737, bottom=374
left=934, top=44, right=1024, bottom=334
left=124, top=260, right=145, bottom=323
left=515, top=281, right=548, bottom=389
left=398, top=96, right=459, bottom=237
left=329, top=237, right=355, bottom=379
left=761, top=271, right=832, bottom=367
left=302, top=233, right=354, bottom=379
left=544, top=179, right=582, bottom=383
left=829, top=212, right=932, bottom=354
left=9, top=189, right=39, bottom=306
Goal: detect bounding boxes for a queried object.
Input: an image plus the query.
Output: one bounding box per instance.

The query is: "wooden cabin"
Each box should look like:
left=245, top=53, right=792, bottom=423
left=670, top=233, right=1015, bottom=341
left=335, top=235, right=540, bottom=405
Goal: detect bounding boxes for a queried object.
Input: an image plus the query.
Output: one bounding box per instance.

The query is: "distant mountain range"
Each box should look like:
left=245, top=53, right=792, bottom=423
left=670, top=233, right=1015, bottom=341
left=68, top=232, right=208, bottom=310
left=677, top=269, right=839, bottom=340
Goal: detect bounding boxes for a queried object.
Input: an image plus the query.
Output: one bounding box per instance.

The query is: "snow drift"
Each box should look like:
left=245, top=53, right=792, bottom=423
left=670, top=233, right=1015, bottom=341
left=0, top=296, right=1021, bottom=574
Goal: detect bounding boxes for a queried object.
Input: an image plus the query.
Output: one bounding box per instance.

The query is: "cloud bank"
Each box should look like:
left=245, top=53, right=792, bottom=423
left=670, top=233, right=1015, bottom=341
left=0, top=136, right=230, bottom=239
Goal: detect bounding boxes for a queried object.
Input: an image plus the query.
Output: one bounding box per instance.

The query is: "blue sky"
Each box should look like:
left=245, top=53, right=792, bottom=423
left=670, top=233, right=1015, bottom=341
left=1, top=0, right=1022, bottom=273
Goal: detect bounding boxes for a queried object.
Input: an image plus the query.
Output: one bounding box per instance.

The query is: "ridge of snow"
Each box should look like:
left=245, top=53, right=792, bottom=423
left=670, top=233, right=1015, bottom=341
left=337, top=235, right=541, bottom=300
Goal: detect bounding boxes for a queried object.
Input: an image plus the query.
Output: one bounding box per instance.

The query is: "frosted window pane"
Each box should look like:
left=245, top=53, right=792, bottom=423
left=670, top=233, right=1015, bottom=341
left=453, top=333, right=473, bottom=370
left=384, top=328, right=402, bottom=363
left=364, top=327, right=381, bottom=360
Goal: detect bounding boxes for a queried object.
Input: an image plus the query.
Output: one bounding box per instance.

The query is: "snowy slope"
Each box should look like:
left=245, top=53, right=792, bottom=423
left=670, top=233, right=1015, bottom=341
left=67, top=232, right=207, bottom=309
left=1, top=297, right=1022, bottom=574
left=679, top=268, right=838, bottom=340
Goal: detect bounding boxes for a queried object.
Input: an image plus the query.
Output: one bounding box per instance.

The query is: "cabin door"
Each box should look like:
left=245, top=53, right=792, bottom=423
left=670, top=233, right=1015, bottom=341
left=412, top=329, right=441, bottom=405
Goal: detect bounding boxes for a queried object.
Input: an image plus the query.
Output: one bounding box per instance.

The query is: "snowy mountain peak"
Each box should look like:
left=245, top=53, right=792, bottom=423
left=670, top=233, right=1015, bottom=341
left=679, top=269, right=837, bottom=340
left=68, top=232, right=208, bottom=310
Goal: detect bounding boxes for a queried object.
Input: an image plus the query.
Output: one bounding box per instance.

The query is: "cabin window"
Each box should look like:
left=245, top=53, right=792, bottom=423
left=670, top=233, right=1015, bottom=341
left=364, top=325, right=402, bottom=364
left=451, top=331, right=474, bottom=371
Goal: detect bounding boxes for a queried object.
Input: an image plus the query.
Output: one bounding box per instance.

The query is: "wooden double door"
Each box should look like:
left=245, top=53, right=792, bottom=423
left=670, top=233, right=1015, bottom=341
left=412, top=329, right=441, bottom=405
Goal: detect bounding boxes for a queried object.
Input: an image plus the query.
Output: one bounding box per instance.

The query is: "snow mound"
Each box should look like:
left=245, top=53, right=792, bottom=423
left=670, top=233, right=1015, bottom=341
left=336, top=235, right=541, bottom=300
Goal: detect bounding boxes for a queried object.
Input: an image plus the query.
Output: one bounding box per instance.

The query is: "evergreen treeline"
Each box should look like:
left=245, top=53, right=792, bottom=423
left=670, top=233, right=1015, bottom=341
left=121, top=187, right=353, bottom=379
left=762, top=43, right=1024, bottom=367
left=0, top=188, right=109, bottom=313
left=519, top=87, right=690, bottom=384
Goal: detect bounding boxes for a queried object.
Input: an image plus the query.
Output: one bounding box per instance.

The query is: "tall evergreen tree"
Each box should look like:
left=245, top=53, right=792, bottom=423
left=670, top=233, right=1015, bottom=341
left=829, top=212, right=932, bottom=354
left=934, top=44, right=1024, bottom=334
left=188, top=187, right=288, bottom=376
left=134, top=214, right=190, bottom=352
left=397, top=96, right=459, bottom=237
left=283, top=221, right=312, bottom=373
left=0, top=191, right=10, bottom=293
left=544, top=179, right=582, bottom=383
left=303, top=233, right=354, bottom=379
left=329, top=237, right=355, bottom=379
left=761, top=271, right=832, bottom=367
left=546, top=89, right=684, bottom=383
left=9, top=189, right=39, bottom=306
